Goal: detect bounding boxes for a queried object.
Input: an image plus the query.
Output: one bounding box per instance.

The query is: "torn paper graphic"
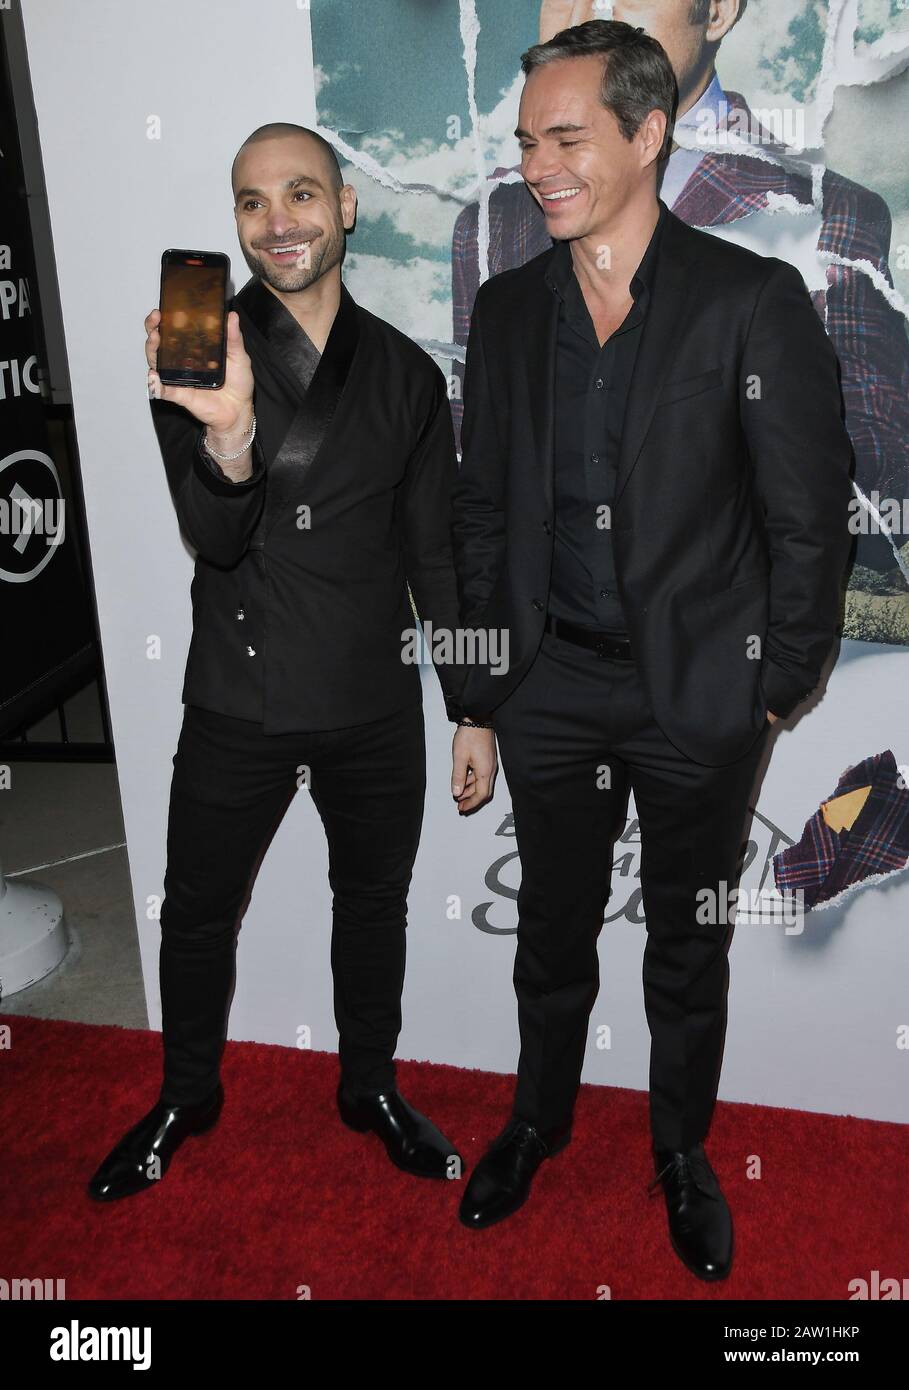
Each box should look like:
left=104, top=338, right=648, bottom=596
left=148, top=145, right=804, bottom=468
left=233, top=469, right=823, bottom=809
left=773, top=749, right=909, bottom=910
left=309, top=0, right=909, bottom=643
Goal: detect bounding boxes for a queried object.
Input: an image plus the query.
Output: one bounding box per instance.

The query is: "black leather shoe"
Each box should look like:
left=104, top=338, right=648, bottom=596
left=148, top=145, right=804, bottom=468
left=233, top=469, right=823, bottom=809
left=648, top=1142, right=733, bottom=1280
left=459, top=1116, right=571, bottom=1229
left=87, top=1083, right=224, bottom=1202
left=336, top=1083, right=462, bottom=1179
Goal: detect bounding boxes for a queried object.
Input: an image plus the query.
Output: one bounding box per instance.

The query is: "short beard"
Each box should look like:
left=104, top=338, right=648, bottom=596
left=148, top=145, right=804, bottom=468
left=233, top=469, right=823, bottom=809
left=241, top=225, right=344, bottom=294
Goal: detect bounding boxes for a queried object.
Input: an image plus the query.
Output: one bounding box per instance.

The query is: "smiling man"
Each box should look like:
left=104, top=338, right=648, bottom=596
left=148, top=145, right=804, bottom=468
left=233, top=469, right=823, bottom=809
left=450, top=21, right=853, bottom=1279
left=451, top=1, right=908, bottom=593
left=87, top=123, right=475, bottom=1201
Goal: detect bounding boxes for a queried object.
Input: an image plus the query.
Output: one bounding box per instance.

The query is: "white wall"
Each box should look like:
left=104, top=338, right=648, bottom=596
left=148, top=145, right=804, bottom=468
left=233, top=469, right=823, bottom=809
left=22, top=0, right=909, bottom=1126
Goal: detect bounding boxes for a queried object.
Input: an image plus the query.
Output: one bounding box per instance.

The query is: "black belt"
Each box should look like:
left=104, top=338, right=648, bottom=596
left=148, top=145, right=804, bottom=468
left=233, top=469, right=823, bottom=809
left=544, top=613, right=633, bottom=661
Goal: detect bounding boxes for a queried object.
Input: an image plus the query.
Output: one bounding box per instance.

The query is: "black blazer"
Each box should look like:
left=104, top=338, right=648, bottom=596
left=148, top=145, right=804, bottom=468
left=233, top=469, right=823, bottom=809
left=451, top=203, right=855, bottom=766
left=151, top=277, right=465, bottom=733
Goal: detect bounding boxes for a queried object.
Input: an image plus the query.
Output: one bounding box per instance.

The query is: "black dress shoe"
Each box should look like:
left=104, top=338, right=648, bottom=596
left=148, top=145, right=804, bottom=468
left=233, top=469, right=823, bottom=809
left=87, top=1083, right=224, bottom=1202
left=336, top=1083, right=462, bottom=1179
left=648, top=1142, right=733, bottom=1280
left=459, top=1116, right=571, bottom=1230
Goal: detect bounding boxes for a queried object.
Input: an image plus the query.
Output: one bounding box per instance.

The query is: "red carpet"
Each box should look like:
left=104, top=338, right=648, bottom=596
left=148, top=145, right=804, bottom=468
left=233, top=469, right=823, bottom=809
left=1, top=1014, right=906, bottom=1300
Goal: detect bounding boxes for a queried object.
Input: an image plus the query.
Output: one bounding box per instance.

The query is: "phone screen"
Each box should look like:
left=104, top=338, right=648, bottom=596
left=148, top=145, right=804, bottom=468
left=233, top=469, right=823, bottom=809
left=158, top=250, right=229, bottom=387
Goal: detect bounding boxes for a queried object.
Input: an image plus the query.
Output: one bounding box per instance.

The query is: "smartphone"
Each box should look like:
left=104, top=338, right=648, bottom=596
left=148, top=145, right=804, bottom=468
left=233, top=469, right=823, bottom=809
left=157, top=249, right=230, bottom=388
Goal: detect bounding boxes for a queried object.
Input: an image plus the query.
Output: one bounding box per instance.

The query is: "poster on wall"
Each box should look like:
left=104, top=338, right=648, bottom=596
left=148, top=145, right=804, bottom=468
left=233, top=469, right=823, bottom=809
left=0, top=25, right=94, bottom=736
left=16, top=0, right=906, bottom=1124
left=308, top=0, right=909, bottom=1115
left=310, top=0, right=909, bottom=640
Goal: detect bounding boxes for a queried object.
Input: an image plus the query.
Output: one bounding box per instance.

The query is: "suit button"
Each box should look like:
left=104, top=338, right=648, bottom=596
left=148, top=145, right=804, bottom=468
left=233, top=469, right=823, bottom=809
left=246, top=645, right=256, bottom=656
left=236, top=607, right=245, bottom=620
left=532, top=599, right=544, bottom=611
left=543, top=520, right=552, bottom=534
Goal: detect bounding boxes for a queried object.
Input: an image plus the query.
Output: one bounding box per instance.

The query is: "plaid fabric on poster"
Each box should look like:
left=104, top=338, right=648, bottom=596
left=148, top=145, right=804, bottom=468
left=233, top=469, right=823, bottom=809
left=773, top=749, right=909, bottom=909
left=450, top=92, right=909, bottom=498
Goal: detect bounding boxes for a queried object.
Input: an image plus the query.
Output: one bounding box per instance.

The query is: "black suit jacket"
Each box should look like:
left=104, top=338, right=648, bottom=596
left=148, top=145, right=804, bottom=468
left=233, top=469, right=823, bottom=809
left=151, top=277, right=465, bottom=733
left=451, top=203, right=855, bottom=766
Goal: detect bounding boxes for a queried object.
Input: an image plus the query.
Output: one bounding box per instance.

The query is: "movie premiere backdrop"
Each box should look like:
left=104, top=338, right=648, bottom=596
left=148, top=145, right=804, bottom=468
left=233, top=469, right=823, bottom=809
left=20, top=0, right=909, bottom=1123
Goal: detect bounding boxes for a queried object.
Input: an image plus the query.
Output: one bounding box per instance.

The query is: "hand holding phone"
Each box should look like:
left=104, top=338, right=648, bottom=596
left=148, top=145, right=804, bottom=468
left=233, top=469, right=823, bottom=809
left=147, top=249, right=254, bottom=439
left=146, top=307, right=254, bottom=438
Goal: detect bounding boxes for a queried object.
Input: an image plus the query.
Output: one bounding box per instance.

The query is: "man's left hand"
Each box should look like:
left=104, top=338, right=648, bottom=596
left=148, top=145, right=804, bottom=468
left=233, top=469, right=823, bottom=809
left=451, top=726, right=497, bottom=813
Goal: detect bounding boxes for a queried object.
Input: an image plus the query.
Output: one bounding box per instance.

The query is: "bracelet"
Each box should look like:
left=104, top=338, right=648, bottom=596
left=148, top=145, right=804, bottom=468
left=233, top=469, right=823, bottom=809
left=204, top=413, right=256, bottom=461
left=458, top=716, right=494, bottom=729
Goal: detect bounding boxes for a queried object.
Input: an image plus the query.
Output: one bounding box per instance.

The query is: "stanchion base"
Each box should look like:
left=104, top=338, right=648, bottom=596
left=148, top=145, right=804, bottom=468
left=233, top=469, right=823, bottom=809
left=0, top=879, right=67, bottom=999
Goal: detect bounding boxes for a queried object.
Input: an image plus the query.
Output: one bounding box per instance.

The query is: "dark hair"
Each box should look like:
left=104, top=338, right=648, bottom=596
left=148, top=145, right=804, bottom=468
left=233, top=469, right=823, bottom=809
left=232, top=122, right=344, bottom=192
left=689, top=0, right=749, bottom=23
left=520, top=19, right=679, bottom=161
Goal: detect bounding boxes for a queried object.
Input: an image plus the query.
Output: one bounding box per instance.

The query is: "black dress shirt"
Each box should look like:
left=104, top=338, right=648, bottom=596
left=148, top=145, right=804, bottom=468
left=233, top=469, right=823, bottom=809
left=545, top=200, right=667, bottom=633
left=151, top=277, right=467, bottom=733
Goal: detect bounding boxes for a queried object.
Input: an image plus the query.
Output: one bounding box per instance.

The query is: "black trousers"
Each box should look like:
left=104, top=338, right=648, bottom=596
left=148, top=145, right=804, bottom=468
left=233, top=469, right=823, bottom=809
left=492, top=629, right=770, bottom=1152
left=157, top=699, right=425, bottom=1107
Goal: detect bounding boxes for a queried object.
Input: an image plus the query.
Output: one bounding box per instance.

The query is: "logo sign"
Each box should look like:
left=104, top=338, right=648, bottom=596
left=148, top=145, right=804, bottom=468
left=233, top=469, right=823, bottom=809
left=0, top=449, right=66, bottom=583
left=470, top=804, right=796, bottom=935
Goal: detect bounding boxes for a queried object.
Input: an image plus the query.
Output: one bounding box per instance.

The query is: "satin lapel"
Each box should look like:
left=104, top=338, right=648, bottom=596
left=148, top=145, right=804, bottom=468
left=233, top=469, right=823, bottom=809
left=235, top=278, right=361, bottom=538
left=524, top=258, right=560, bottom=513
left=234, top=275, right=320, bottom=406
left=614, top=215, right=698, bottom=507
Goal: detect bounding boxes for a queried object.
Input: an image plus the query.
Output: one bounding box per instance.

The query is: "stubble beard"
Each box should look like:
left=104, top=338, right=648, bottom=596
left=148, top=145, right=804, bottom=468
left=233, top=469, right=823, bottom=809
left=242, top=225, right=344, bottom=295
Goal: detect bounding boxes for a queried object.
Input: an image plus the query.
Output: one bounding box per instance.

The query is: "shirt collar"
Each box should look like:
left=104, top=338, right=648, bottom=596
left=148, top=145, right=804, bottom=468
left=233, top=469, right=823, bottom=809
left=545, top=197, right=668, bottom=304
left=675, top=71, right=725, bottom=132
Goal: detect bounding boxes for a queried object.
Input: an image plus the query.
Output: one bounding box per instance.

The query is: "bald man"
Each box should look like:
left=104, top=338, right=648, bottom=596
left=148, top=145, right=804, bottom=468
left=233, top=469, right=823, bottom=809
left=88, top=124, right=479, bottom=1202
